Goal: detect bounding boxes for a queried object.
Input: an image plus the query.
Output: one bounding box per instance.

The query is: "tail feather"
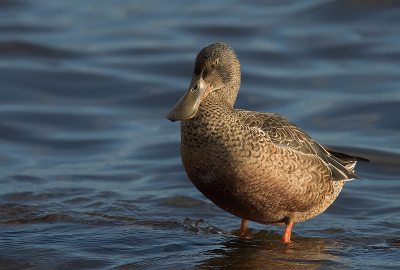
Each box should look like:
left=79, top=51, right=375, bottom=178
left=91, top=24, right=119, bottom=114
left=322, top=146, right=370, bottom=181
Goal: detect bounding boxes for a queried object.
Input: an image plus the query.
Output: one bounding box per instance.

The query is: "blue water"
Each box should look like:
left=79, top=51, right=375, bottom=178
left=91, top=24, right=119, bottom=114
left=0, top=0, right=400, bottom=269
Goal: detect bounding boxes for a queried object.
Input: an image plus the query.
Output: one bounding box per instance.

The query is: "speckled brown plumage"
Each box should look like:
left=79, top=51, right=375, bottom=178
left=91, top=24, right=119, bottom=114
left=167, top=42, right=369, bottom=242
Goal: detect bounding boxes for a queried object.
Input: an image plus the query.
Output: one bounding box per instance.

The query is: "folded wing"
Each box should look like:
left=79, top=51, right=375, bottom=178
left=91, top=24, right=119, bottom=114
left=237, top=110, right=369, bottom=181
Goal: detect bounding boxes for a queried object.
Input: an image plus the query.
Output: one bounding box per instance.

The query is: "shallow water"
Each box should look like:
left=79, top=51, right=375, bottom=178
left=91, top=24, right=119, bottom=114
left=0, top=0, right=400, bottom=269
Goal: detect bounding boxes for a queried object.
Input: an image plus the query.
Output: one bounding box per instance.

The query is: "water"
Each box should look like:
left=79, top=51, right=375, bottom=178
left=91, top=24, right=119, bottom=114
left=0, top=0, right=399, bottom=269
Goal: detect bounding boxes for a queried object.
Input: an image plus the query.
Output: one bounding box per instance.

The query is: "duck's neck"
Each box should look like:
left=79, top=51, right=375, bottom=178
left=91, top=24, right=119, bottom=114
left=185, top=93, right=235, bottom=128
left=203, top=83, right=240, bottom=108
left=182, top=84, right=240, bottom=126
left=202, top=91, right=230, bottom=107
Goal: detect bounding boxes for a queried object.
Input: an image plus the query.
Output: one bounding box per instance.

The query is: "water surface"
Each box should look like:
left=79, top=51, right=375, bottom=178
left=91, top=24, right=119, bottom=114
left=0, top=0, right=400, bottom=269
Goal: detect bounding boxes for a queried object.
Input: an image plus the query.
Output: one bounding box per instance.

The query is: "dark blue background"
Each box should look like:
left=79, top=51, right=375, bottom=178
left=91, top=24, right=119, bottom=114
left=0, top=0, right=399, bottom=269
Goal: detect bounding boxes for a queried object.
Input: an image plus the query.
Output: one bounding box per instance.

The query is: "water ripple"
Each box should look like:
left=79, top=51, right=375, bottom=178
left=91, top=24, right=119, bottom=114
left=0, top=0, right=399, bottom=269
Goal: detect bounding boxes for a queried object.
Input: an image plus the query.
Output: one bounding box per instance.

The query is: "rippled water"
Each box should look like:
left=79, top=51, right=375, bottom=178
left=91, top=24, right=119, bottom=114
left=1, top=0, right=400, bottom=269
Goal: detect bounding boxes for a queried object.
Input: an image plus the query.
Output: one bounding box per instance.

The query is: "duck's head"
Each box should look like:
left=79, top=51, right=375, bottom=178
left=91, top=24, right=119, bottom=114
left=167, top=42, right=241, bottom=122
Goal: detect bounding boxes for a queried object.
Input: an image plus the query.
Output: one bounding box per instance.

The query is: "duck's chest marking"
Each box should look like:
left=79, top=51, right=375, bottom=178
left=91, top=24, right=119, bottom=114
left=180, top=113, right=272, bottom=189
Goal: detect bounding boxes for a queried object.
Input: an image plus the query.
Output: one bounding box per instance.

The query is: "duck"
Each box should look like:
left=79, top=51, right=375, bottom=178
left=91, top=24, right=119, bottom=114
left=167, top=42, right=369, bottom=243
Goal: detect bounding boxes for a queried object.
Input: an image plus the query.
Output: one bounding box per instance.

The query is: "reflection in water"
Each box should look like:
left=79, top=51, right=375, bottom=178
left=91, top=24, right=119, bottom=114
left=198, top=237, right=348, bottom=270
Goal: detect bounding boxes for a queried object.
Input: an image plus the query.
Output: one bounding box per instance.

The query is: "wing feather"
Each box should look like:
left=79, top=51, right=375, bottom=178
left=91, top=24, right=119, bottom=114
left=236, top=110, right=368, bottom=181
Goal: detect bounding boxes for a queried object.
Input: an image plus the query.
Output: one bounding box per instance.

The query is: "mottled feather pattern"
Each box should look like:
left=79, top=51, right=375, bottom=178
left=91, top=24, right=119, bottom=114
left=172, top=43, right=368, bottom=231
left=181, top=95, right=342, bottom=225
left=237, top=110, right=361, bottom=181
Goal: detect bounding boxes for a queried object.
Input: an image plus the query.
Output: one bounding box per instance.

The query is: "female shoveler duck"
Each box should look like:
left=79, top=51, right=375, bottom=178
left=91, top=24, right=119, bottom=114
left=167, top=42, right=369, bottom=243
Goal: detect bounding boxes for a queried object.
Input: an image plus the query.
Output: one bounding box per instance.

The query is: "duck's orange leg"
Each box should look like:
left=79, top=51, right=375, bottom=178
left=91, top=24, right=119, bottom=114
left=282, top=220, right=294, bottom=243
left=240, top=219, right=249, bottom=238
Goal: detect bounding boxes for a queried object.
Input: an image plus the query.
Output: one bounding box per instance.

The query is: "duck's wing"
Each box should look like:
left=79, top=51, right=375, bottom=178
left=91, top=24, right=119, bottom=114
left=237, top=110, right=368, bottom=181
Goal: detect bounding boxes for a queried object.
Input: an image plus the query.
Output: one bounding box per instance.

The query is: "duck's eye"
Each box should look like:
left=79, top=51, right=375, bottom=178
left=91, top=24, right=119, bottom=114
left=214, top=59, right=219, bottom=65
left=192, top=84, right=198, bottom=92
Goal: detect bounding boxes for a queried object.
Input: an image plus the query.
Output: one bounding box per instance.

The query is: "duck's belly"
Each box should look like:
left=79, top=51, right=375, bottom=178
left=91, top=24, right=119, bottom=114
left=189, top=168, right=343, bottom=225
